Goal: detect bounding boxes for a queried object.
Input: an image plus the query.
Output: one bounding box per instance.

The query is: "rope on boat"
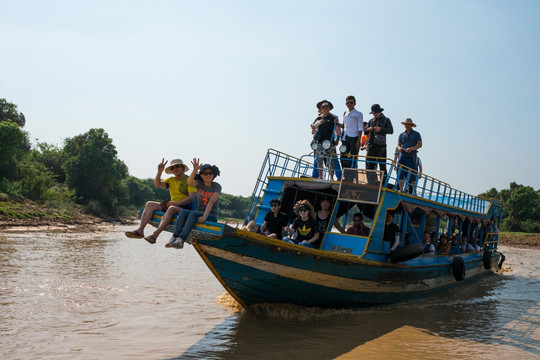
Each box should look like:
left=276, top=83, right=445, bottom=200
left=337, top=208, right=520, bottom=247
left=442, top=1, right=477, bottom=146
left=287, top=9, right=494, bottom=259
left=225, top=219, right=240, bottom=228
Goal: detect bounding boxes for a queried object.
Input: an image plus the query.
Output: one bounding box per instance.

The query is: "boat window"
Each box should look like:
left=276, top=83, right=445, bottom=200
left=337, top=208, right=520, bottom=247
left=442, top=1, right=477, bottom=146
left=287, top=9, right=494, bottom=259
left=332, top=201, right=374, bottom=233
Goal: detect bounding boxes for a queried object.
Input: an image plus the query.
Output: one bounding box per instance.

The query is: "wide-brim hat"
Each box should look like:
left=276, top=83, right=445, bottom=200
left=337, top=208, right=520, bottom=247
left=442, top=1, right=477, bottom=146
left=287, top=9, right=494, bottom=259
left=195, top=164, right=220, bottom=180
left=316, top=100, right=334, bottom=110
left=401, top=118, right=416, bottom=127
left=369, top=104, right=384, bottom=114
left=165, top=159, right=189, bottom=174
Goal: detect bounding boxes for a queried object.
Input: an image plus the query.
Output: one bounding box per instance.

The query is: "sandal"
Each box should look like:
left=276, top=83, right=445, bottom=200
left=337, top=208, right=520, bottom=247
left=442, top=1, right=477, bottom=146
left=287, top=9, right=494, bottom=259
left=144, top=235, right=157, bottom=244
left=172, top=239, right=184, bottom=249
left=125, top=230, right=144, bottom=239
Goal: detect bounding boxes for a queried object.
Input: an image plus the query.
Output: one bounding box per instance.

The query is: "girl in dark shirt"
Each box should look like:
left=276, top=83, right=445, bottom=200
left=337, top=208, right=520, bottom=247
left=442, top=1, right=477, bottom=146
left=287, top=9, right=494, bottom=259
left=283, top=200, right=320, bottom=248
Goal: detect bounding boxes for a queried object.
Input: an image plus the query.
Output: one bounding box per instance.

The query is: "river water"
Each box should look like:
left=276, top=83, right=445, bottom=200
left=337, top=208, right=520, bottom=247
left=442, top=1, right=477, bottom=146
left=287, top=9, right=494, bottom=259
left=1, top=225, right=539, bottom=359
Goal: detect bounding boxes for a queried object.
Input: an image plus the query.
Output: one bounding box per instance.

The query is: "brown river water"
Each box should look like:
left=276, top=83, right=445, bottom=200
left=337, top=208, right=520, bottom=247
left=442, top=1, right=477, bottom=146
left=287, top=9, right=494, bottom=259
left=1, top=225, right=539, bottom=359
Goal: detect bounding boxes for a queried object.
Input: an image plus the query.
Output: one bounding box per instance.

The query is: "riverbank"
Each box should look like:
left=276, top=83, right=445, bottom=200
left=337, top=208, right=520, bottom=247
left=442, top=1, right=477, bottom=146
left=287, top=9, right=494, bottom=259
left=497, top=232, right=540, bottom=249
left=2, top=195, right=539, bottom=248
left=0, top=193, right=135, bottom=233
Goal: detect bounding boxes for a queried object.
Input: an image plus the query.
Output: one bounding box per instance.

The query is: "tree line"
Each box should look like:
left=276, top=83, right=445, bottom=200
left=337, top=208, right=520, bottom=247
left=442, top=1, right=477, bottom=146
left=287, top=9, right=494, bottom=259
left=1, top=98, right=538, bottom=230
left=0, top=98, right=250, bottom=219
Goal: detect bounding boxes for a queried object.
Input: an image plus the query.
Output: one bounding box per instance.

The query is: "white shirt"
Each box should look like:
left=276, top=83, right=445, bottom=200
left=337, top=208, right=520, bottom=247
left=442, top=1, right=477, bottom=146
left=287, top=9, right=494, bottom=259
left=342, top=108, right=363, bottom=138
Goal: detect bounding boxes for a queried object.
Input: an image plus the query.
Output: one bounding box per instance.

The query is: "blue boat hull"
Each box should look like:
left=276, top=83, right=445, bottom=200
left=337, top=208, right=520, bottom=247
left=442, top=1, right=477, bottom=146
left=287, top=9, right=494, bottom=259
left=193, top=226, right=501, bottom=309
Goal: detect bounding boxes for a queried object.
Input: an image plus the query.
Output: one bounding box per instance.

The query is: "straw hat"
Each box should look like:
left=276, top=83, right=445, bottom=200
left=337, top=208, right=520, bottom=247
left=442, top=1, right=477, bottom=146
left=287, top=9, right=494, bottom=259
left=401, top=118, right=416, bottom=127
left=165, top=159, right=189, bottom=174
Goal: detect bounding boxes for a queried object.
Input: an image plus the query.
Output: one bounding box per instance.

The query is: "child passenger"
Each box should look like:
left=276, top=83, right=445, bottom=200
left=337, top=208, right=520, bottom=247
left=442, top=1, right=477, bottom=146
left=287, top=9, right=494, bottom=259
left=283, top=200, right=320, bottom=249
left=168, top=158, right=221, bottom=249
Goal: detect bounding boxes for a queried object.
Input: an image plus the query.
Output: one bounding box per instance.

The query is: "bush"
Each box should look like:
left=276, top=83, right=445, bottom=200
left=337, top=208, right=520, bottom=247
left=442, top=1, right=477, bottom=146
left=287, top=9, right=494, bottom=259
left=16, top=156, right=56, bottom=201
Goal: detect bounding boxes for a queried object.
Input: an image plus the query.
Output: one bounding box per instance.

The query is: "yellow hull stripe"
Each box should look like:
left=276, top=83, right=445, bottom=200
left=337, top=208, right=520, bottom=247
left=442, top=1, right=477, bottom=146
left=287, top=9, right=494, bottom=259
left=199, top=245, right=484, bottom=293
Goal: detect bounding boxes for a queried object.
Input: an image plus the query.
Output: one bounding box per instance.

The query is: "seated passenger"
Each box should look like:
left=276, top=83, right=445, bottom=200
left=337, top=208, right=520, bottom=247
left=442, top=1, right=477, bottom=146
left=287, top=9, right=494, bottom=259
left=260, top=199, right=288, bottom=238
left=241, top=220, right=259, bottom=233
left=469, top=236, right=481, bottom=252
left=125, top=158, right=195, bottom=244
left=448, top=234, right=460, bottom=255
left=315, top=197, right=333, bottom=239
left=437, top=234, right=451, bottom=255
left=422, top=231, right=435, bottom=255
left=283, top=200, right=320, bottom=248
left=383, top=212, right=400, bottom=251
left=460, top=234, right=475, bottom=253
left=168, top=159, right=221, bottom=249
left=346, top=213, right=370, bottom=236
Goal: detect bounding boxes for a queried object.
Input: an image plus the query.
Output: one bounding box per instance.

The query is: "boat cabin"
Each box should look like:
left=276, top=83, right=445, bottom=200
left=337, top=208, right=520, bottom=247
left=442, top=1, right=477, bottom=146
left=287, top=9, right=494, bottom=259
left=244, top=149, right=501, bottom=263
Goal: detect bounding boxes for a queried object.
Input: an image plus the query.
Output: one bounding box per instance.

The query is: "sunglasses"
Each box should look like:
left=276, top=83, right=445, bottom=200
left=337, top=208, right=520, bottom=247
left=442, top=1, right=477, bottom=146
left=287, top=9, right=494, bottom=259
left=201, top=171, right=213, bottom=176
left=171, top=164, right=182, bottom=169
left=270, top=204, right=280, bottom=207
left=298, top=207, right=308, bottom=212
left=346, top=101, right=354, bottom=105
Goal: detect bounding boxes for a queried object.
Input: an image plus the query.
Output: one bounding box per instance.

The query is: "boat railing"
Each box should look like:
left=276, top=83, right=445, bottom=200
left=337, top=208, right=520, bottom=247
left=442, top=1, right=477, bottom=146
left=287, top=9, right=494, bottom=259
left=245, top=149, right=314, bottom=222
left=299, top=152, right=490, bottom=214
left=383, top=158, right=490, bottom=214
left=246, top=149, right=491, bottom=223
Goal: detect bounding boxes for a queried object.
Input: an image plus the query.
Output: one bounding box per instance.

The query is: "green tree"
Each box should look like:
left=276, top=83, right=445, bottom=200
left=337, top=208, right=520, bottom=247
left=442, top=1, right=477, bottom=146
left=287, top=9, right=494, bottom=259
left=15, top=155, right=57, bottom=200
left=478, top=187, right=499, bottom=199
left=499, top=182, right=540, bottom=232
left=123, top=176, right=155, bottom=208
left=63, top=128, right=128, bottom=215
left=220, top=193, right=250, bottom=219
left=0, top=98, right=26, bottom=127
left=30, top=142, right=67, bottom=183
left=0, top=121, right=25, bottom=179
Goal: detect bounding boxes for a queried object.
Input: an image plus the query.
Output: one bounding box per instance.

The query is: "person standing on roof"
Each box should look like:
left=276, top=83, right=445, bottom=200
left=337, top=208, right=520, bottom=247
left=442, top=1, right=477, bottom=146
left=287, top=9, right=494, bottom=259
left=312, top=100, right=341, bottom=180
left=365, top=104, right=393, bottom=176
left=339, top=95, right=363, bottom=171
left=396, top=118, right=422, bottom=192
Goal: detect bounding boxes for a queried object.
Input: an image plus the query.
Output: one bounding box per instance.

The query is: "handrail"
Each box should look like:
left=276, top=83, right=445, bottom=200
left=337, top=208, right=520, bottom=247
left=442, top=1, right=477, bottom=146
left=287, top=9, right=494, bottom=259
left=245, top=149, right=491, bottom=223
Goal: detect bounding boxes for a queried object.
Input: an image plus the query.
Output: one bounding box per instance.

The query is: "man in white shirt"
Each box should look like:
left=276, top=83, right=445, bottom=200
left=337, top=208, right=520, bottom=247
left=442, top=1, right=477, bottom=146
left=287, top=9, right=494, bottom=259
left=339, top=95, right=363, bottom=173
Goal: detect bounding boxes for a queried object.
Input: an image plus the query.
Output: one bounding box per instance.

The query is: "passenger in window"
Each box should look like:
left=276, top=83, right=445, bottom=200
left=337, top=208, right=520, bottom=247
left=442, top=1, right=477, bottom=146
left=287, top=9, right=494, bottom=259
left=422, top=231, right=436, bottom=255
left=403, top=231, right=411, bottom=246
left=345, top=213, right=370, bottom=236
left=383, top=212, right=401, bottom=251
left=430, top=232, right=436, bottom=245
left=260, top=199, right=288, bottom=239
left=460, top=234, right=477, bottom=253
left=469, top=236, right=481, bottom=252
left=315, top=197, right=333, bottom=239
left=437, top=234, right=451, bottom=255
left=448, top=234, right=460, bottom=255
left=283, top=200, right=320, bottom=248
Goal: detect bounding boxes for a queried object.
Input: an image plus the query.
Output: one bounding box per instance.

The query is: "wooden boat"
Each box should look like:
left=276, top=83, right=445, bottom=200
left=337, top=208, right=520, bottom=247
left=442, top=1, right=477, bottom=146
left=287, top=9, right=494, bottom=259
left=149, top=149, right=504, bottom=309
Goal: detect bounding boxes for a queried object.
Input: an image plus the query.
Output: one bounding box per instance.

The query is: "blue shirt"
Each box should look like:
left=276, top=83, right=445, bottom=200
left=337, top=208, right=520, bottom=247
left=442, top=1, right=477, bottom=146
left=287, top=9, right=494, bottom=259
left=398, top=129, right=422, bottom=157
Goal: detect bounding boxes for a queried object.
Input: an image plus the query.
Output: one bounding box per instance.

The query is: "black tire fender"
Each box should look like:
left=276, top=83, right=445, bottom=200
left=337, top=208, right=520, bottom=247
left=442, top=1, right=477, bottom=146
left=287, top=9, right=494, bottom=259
left=389, top=243, right=423, bottom=264
left=483, top=249, right=492, bottom=270
left=498, top=253, right=506, bottom=269
left=452, top=256, right=466, bottom=281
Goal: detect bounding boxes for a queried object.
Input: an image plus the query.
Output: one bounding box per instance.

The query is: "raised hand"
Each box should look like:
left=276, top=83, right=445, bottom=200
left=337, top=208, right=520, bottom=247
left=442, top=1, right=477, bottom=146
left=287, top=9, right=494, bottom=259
left=158, top=158, right=168, bottom=172
left=191, top=158, right=201, bottom=173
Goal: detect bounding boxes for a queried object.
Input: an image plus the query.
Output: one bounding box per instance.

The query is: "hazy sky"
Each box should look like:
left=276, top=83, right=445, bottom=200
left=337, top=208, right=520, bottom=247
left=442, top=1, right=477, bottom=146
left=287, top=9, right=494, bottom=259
left=2, top=0, right=539, bottom=197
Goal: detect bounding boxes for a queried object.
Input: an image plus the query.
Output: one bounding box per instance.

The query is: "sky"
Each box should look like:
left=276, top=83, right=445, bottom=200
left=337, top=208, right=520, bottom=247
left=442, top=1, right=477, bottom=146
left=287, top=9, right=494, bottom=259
left=1, top=0, right=539, bottom=197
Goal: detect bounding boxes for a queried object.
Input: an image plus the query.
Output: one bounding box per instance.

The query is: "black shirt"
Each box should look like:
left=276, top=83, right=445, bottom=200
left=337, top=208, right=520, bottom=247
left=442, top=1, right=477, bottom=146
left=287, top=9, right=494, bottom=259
left=383, top=222, right=400, bottom=242
left=315, top=113, right=338, bottom=142
left=264, top=211, right=288, bottom=236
